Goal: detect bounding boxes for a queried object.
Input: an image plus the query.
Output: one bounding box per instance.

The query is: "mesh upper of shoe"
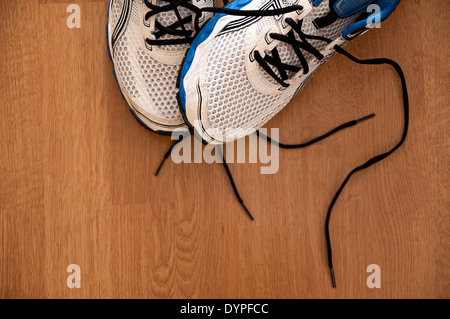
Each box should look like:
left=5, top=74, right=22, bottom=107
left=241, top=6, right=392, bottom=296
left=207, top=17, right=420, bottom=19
left=111, top=0, right=212, bottom=124
left=110, top=0, right=124, bottom=32
left=204, top=0, right=360, bottom=136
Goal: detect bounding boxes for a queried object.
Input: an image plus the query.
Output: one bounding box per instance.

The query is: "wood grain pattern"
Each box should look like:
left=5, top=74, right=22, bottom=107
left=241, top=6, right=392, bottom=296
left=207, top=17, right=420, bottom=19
left=0, top=0, right=448, bottom=298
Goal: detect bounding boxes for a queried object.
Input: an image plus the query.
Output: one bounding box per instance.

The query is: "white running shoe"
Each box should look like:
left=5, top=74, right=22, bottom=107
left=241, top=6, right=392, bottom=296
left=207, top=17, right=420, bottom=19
left=179, top=0, right=400, bottom=143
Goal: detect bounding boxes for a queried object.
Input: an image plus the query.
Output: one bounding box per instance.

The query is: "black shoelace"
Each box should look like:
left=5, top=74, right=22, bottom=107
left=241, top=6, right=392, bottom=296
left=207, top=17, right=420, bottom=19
left=144, top=0, right=304, bottom=46
left=255, top=113, right=375, bottom=149
left=154, top=134, right=257, bottom=220
left=231, top=6, right=409, bottom=287
left=155, top=47, right=408, bottom=287
left=154, top=135, right=184, bottom=176
left=254, top=17, right=332, bottom=87
left=323, top=45, right=409, bottom=288
left=144, top=0, right=197, bottom=45
left=152, top=4, right=409, bottom=289
left=256, top=48, right=408, bottom=289
left=155, top=49, right=408, bottom=288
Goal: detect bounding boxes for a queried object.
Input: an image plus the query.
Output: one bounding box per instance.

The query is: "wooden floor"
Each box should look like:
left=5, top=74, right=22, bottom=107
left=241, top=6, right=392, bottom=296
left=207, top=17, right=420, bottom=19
left=0, top=0, right=448, bottom=299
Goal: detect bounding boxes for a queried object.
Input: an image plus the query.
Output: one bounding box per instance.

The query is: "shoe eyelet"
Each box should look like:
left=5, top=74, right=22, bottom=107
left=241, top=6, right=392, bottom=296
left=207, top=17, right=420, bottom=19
left=145, top=41, right=153, bottom=51
left=143, top=17, right=150, bottom=27
left=264, top=32, right=274, bottom=45
left=249, top=48, right=260, bottom=62
left=249, top=51, right=255, bottom=62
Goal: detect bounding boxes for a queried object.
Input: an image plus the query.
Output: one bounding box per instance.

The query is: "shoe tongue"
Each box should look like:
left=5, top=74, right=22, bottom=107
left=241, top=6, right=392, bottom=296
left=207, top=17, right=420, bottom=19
left=155, top=0, right=194, bottom=40
left=154, top=0, right=213, bottom=51
left=332, top=0, right=374, bottom=18
left=314, top=0, right=373, bottom=28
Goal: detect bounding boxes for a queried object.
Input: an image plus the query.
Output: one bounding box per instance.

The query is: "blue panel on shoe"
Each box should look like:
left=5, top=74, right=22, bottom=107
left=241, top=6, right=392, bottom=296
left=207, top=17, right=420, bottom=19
left=334, top=0, right=374, bottom=18
left=312, top=0, right=324, bottom=7
left=343, top=0, right=400, bottom=37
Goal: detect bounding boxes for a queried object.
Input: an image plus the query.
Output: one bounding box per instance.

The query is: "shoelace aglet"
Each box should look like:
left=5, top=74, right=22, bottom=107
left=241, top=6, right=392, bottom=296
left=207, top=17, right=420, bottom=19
left=155, top=136, right=184, bottom=176
left=356, top=113, right=375, bottom=124
left=241, top=202, right=254, bottom=221
left=154, top=156, right=168, bottom=176
left=219, top=146, right=255, bottom=221
left=330, top=267, right=336, bottom=288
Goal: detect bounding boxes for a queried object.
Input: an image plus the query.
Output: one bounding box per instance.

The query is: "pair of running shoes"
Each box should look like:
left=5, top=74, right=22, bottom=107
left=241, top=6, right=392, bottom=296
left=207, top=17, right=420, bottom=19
left=107, top=0, right=408, bottom=287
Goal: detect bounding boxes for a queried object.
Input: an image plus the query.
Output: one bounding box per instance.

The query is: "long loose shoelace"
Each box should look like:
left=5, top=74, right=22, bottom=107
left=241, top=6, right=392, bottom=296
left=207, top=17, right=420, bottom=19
left=151, top=3, right=409, bottom=288
left=256, top=46, right=408, bottom=288
left=154, top=53, right=408, bottom=288
left=156, top=112, right=376, bottom=221
left=324, top=46, right=409, bottom=287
